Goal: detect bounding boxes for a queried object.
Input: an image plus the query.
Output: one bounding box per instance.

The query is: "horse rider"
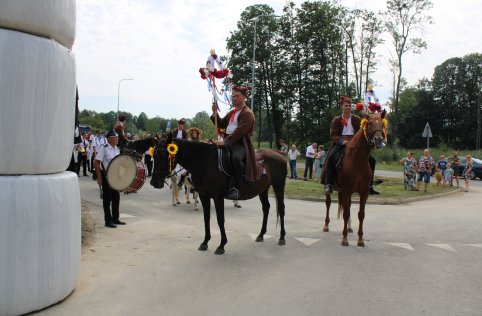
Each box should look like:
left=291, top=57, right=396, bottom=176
left=94, top=130, right=126, bottom=228
left=211, top=85, right=257, bottom=200
left=323, top=96, right=379, bottom=195
left=114, top=114, right=128, bottom=150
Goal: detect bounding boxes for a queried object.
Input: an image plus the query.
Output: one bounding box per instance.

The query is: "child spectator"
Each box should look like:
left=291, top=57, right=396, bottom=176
left=444, top=163, right=454, bottom=187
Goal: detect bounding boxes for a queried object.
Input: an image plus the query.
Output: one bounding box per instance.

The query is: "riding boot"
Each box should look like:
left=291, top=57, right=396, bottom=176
left=225, top=176, right=240, bottom=200
left=324, top=168, right=334, bottom=194
left=178, top=175, right=185, bottom=188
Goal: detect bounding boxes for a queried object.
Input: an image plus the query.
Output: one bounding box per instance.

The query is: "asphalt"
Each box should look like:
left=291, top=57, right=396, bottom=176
left=34, top=175, right=482, bottom=316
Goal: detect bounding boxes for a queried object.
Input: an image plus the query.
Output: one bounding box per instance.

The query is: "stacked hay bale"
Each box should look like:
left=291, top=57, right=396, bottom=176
left=0, top=1, right=80, bottom=315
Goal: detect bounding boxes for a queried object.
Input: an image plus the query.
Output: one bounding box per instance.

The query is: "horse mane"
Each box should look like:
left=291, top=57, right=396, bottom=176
left=127, top=137, right=156, bottom=154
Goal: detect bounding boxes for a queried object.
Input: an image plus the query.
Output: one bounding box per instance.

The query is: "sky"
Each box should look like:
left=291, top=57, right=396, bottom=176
left=74, top=0, right=482, bottom=120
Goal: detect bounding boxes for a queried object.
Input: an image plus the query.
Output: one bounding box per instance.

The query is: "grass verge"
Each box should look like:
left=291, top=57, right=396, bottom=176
left=280, top=169, right=460, bottom=204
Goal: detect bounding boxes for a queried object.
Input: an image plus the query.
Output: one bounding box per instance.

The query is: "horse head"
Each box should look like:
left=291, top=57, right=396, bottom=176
left=150, top=132, right=174, bottom=189
left=362, top=109, right=387, bottom=149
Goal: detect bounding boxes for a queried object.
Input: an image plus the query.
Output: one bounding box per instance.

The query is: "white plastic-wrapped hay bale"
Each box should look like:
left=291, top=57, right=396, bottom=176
left=0, top=172, right=81, bottom=316
left=0, top=28, right=76, bottom=175
left=0, top=0, right=76, bottom=49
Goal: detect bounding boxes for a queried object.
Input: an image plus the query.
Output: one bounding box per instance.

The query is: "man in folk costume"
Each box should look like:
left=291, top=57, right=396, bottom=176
left=322, top=96, right=379, bottom=195
left=211, top=85, right=257, bottom=200
left=172, top=119, right=188, bottom=140
left=114, top=114, right=128, bottom=150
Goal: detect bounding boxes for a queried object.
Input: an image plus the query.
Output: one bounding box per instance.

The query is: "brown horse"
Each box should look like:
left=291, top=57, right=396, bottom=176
left=150, top=132, right=287, bottom=255
left=323, top=112, right=387, bottom=247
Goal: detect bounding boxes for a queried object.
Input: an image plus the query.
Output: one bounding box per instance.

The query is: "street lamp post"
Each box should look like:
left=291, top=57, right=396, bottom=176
left=117, top=78, right=133, bottom=122
left=250, top=14, right=280, bottom=110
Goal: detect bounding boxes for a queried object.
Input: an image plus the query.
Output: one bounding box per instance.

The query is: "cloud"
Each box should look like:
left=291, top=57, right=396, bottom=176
left=75, top=0, right=482, bottom=119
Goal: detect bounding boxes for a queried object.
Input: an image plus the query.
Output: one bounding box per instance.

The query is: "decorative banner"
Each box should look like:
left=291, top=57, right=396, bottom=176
left=199, top=49, right=232, bottom=107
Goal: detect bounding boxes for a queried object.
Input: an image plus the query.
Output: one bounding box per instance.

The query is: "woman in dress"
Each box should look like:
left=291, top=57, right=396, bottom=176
left=400, top=152, right=418, bottom=191
left=463, top=155, right=473, bottom=192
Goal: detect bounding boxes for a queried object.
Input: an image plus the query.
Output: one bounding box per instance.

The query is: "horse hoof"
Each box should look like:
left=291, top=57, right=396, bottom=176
left=255, top=235, right=264, bottom=242
left=341, top=239, right=349, bottom=246
left=172, top=203, right=177, bottom=206
left=278, top=239, right=286, bottom=245
left=194, top=208, right=199, bottom=211
left=187, top=201, right=191, bottom=204
left=357, top=240, right=365, bottom=247
left=214, top=248, right=225, bottom=255
left=348, top=228, right=353, bottom=233
left=198, top=244, right=208, bottom=251
left=176, top=201, right=180, bottom=205
left=323, top=226, right=329, bottom=232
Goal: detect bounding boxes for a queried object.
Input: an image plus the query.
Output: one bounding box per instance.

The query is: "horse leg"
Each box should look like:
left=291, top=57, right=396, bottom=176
left=347, top=199, right=353, bottom=233
left=213, top=197, right=227, bottom=255
left=357, top=192, right=368, bottom=247
left=273, top=184, right=286, bottom=245
left=323, top=194, right=331, bottom=232
left=341, top=194, right=351, bottom=246
left=256, top=188, right=270, bottom=242
left=185, top=182, right=191, bottom=204
left=198, top=195, right=211, bottom=251
left=193, top=192, right=199, bottom=211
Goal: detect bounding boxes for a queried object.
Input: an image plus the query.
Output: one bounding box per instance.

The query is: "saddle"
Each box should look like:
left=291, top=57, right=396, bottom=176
left=216, top=147, right=266, bottom=181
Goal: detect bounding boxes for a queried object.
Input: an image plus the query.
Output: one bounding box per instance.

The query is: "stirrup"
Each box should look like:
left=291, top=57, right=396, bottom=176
left=324, top=184, right=333, bottom=195
left=225, top=187, right=240, bottom=200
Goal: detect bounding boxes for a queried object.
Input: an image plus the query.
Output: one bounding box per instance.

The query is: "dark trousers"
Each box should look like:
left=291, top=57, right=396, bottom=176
left=76, top=152, right=87, bottom=175
left=289, top=159, right=297, bottom=178
left=144, top=154, right=153, bottom=176
left=230, top=142, right=246, bottom=188
left=101, top=171, right=120, bottom=223
left=304, top=157, right=314, bottom=179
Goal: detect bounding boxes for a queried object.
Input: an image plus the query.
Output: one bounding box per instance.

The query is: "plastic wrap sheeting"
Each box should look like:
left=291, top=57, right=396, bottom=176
left=0, top=172, right=81, bottom=316
left=0, top=28, right=76, bottom=175
left=0, top=0, right=76, bottom=49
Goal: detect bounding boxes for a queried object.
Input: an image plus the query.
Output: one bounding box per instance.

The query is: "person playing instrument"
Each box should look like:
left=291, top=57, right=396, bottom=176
left=94, top=130, right=126, bottom=228
left=211, top=85, right=257, bottom=200
left=323, top=96, right=379, bottom=195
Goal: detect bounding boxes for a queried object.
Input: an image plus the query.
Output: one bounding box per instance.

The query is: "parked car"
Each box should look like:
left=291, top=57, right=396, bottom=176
left=456, top=156, right=482, bottom=180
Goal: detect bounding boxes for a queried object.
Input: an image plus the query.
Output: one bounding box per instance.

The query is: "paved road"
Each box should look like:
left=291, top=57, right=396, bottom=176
left=36, top=176, right=482, bottom=316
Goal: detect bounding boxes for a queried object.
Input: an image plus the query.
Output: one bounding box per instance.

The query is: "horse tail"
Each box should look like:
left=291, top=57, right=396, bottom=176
left=337, top=193, right=343, bottom=219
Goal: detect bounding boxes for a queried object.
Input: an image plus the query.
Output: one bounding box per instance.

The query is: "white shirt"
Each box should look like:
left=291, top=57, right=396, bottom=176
left=226, top=106, right=244, bottom=135
left=306, top=146, right=316, bottom=158
left=288, top=149, right=300, bottom=160
left=93, top=135, right=106, bottom=151
left=95, top=144, right=120, bottom=170
left=341, top=115, right=354, bottom=136
left=176, top=129, right=184, bottom=139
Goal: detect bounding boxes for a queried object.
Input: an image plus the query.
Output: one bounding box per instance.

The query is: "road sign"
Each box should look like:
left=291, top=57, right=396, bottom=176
left=422, top=122, right=432, bottom=138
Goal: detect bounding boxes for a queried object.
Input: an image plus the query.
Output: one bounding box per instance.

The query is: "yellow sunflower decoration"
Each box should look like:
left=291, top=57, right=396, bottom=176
left=167, top=143, right=178, bottom=156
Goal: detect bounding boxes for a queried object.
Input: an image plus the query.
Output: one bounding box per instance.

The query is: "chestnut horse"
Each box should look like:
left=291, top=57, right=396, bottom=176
left=150, top=132, right=287, bottom=255
left=323, top=112, right=387, bottom=247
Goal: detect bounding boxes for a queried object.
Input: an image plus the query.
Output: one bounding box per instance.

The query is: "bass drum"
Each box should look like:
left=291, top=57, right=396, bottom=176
left=107, top=154, right=146, bottom=193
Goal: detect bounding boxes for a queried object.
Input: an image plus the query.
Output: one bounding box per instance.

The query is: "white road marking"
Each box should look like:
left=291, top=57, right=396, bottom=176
left=387, top=243, right=414, bottom=251
left=295, top=237, right=321, bottom=246
left=426, top=244, right=456, bottom=252
left=249, top=233, right=273, bottom=241
left=464, top=244, right=482, bottom=248
left=120, top=213, right=135, bottom=218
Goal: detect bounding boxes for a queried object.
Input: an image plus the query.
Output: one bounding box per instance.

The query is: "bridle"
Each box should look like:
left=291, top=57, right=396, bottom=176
left=361, top=117, right=387, bottom=148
